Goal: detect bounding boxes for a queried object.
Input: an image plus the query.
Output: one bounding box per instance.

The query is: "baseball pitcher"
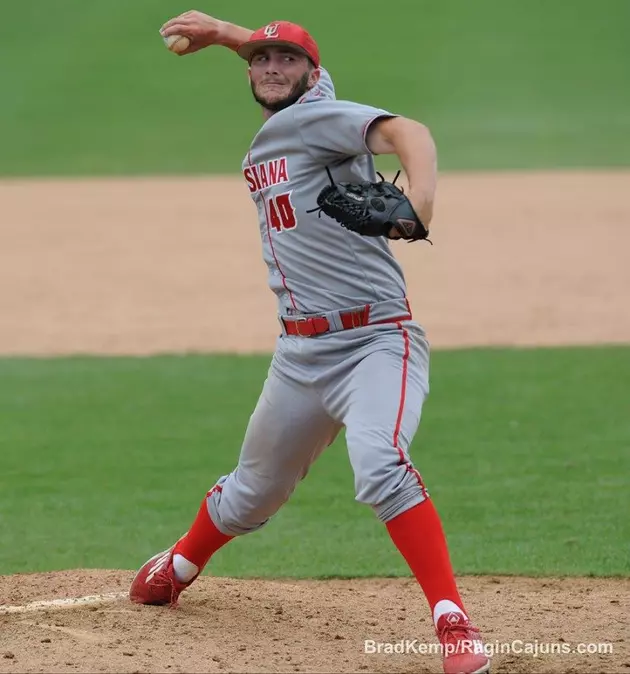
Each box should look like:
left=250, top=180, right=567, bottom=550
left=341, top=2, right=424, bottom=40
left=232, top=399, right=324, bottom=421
left=130, top=12, right=490, bottom=674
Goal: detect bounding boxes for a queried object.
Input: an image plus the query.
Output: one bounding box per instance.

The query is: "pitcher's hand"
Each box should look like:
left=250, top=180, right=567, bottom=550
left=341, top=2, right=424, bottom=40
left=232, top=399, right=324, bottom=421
left=160, top=10, right=227, bottom=55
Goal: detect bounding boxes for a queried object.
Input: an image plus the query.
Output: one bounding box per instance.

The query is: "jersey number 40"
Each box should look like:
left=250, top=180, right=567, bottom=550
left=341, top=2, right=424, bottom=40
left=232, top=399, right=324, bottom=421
left=266, top=192, right=297, bottom=232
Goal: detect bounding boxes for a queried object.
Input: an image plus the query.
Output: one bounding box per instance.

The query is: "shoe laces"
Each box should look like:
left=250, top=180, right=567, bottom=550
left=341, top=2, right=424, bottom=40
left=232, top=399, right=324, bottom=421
left=438, top=617, right=481, bottom=647
left=150, top=565, right=181, bottom=607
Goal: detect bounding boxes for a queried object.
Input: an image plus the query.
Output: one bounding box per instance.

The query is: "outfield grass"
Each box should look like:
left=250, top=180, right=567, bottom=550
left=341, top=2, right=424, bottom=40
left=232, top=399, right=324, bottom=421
left=0, top=0, right=628, bottom=175
left=1, top=346, right=628, bottom=578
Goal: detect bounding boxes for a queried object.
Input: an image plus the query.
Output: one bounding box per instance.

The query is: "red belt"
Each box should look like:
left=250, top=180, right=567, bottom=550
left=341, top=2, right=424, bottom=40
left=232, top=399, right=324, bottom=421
left=282, top=305, right=412, bottom=337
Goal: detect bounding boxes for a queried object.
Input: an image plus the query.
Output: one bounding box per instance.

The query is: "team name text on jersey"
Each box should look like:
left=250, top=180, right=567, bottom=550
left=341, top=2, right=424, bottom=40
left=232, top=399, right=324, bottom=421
left=243, top=157, right=289, bottom=194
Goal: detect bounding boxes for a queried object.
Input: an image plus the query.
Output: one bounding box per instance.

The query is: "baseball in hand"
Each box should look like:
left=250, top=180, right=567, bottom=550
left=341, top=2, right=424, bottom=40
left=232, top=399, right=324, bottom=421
left=164, top=34, right=191, bottom=54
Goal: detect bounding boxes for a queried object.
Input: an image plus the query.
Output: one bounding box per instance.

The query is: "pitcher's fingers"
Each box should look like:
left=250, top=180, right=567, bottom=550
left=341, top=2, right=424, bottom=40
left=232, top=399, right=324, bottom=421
left=160, top=17, right=179, bottom=31
left=160, top=16, right=193, bottom=33
left=160, top=22, right=192, bottom=37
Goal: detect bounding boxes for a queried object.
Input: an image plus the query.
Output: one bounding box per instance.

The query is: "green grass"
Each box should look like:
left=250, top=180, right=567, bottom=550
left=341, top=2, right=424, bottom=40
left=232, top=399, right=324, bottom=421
left=0, top=0, right=628, bottom=175
left=1, top=346, right=628, bottom=578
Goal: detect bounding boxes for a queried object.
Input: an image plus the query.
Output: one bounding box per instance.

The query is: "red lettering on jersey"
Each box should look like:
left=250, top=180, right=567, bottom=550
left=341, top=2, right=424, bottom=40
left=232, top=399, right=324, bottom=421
left=243, top=167, right=257, bottom=194
left=251, top=164, right=262, bottom=191
left=268, top=160, right=278, bottom=185
left=266, top=191, right=297, bottom=232
left=277, top=157, right=288, bottom=183
left=259, top=163, right=269, bottom=189
left=244, top=156, right=289, bottom=194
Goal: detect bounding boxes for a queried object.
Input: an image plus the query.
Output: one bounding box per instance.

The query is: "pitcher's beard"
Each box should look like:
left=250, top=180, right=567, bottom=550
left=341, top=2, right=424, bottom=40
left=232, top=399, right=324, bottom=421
left=251, top=72, right=311, bottom=113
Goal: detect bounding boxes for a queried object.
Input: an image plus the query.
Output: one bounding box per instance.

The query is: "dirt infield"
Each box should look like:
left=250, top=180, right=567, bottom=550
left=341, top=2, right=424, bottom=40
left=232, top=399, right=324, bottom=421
left=1, top=171, right=629, bottom=354
left=1, top=572, right=629, bottom=674
left=1, top=172, right=629, bottom=673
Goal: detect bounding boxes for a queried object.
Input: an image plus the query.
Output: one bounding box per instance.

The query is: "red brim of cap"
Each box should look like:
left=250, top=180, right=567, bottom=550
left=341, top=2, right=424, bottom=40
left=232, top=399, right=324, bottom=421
left=237, top=40, right=318, bottom=66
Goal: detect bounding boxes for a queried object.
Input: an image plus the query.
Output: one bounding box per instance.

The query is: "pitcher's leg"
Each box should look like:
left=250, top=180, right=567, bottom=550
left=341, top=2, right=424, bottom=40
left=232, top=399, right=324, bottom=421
left=338, top=323, right=430, bottom=521
left=130, top=369, right=340, bottom=606
left=332, top=323, right=489, bottom=674
left=208, top=370, right=341, bottom=535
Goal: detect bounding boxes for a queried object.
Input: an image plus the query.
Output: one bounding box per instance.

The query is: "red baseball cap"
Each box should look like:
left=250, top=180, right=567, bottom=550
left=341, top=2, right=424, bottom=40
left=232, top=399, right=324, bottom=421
left=237, top=21, right=320, bottom=68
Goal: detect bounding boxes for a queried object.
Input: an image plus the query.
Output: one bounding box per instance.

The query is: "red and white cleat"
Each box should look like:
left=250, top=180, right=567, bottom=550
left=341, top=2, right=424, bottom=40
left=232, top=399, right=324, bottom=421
left=129, top=547, right=197, bottom=607
left=436, top=611, right=491, bottom=674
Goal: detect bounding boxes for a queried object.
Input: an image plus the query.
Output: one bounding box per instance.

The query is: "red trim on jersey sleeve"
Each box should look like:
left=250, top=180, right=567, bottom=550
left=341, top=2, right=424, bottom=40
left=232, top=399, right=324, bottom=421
left=361, top=114, right=398, bottom=155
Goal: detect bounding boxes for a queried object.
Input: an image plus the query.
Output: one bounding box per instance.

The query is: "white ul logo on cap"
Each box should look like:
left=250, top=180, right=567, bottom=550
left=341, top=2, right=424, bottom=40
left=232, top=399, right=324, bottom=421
left=264, top=23, right=279, bottom=38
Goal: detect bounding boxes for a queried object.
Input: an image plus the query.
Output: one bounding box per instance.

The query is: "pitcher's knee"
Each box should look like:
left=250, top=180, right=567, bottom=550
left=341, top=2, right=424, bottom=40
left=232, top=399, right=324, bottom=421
left=208, top=471, right=295, bottom=536
left=372, top=473, right=429, bottom=522
left=354, top=462, right=429, bottom=523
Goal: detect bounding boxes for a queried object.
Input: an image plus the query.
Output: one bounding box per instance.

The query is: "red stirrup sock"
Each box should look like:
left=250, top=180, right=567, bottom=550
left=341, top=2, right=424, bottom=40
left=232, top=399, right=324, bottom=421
left=386, top=499, right=467, bottom=620
left=173, top=492, right=233, bottom=577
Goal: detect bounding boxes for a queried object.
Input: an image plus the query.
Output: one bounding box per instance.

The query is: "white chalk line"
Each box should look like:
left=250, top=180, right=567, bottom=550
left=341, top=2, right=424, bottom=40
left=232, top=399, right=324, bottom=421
left=0, top=592, right=128, bottom=615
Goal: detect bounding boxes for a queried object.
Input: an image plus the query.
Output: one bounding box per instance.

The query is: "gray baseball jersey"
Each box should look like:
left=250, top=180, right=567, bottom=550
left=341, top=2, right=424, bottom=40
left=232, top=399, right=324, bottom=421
left=241, top=67, right=407, bottom=314
left=208, top=66, right=430, bottom=537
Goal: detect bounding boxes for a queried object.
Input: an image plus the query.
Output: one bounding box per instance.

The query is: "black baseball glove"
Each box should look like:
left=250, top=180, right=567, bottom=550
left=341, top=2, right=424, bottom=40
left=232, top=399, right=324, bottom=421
left=307, top=169, right=431, bottom=243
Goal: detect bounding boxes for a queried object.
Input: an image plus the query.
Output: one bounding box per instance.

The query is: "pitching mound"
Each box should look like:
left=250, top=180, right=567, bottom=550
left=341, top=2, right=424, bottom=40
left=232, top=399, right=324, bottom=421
left=1, top=571, right=628, bottom=673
